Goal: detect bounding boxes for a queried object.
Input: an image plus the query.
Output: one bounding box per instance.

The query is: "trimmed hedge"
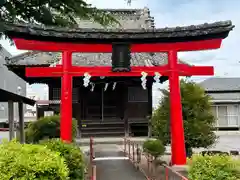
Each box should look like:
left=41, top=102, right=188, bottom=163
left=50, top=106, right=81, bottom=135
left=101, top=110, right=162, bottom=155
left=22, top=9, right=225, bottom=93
left=40, top=138, right=85, bottom=180
left=0, top=140, right=69, bottom=180
left=25, top=115, right=78, bottom=143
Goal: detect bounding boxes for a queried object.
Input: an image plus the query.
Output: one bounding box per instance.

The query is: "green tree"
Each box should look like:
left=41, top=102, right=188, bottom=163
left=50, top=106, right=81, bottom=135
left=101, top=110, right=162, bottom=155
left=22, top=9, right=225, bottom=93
left=152, top=79, right=217, bottom=156
left=0, top=0, right=118, bottom=27
left=25, top=115, right=78, bottom=143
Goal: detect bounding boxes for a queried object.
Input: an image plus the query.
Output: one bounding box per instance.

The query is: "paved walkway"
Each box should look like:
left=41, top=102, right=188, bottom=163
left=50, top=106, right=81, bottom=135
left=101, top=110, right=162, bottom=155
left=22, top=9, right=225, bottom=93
left=93, top=145, right=146, bottom=180
left=79, top=134, right=240, bottom=153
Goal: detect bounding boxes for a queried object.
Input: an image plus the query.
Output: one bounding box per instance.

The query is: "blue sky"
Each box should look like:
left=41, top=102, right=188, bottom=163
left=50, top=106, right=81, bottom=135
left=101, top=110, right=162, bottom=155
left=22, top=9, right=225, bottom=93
left=0, top=0, right=239, bottom=106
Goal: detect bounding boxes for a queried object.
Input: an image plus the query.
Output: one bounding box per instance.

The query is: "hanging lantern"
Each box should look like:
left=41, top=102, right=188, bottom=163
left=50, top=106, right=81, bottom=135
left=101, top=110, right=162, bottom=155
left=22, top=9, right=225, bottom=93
left=111, top=43, right=131, bottom=72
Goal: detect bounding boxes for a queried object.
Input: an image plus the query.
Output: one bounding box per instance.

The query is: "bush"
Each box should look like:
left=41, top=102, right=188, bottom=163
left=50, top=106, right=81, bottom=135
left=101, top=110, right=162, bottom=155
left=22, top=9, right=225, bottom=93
left=143, top=139, right=165, bottom=159
left=0, top=140, right=69, bottom=180
left=40, top=138, right=85, bottom=180
left=188, top=154, right=240, bottom=180
left=152, top=80, right=217, bottom=151
left=25, top=115, right=78, bottom=143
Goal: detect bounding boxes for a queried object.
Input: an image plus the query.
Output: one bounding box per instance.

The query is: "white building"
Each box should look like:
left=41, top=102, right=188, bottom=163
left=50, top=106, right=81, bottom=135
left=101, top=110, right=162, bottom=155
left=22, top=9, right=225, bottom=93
left=200, top=77, right=240, bottom=130
left=0, top=45, right=27, bottom=123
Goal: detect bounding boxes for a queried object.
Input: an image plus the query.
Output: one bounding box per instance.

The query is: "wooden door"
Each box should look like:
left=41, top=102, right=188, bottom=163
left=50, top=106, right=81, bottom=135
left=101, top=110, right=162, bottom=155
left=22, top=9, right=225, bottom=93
left=103, top=87, right=118, bottom=120
left=85, top=85, right=102, bottom=120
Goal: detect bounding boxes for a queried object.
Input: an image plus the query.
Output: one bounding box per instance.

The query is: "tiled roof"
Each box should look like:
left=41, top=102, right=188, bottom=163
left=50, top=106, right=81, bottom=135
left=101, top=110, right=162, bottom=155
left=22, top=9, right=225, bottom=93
left=5, top=8, right=211, bottom=67
left=208, top=92, right=240, bottom=102
left=200, top=77, right=240, bottom=91
left=5, top=7, right=164, bottom=67
left=3, top=21, right=233, bottom=43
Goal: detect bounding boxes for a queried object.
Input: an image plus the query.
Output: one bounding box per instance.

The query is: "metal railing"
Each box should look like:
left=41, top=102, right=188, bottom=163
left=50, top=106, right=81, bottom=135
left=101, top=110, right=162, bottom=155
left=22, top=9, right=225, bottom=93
left=86, top=137, right=96, bottom=180
left=123, top=138, right=188, bottom=180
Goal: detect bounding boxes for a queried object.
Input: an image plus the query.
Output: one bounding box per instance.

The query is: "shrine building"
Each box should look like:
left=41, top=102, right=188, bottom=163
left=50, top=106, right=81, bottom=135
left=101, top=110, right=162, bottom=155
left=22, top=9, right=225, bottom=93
left=2, top=7, right=233, bottom=165
left=5, top=8, right=168, bottom=138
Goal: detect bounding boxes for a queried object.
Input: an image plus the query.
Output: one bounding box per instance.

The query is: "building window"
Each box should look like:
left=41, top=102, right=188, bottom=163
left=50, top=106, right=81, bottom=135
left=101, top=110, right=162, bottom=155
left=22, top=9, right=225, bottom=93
left=72, top=88, right=78, bottom=103
left=128, top=87, right=148, bottom=102
left=218, top=106, right=228, bottom=127
left=52, top=87, right=78, bottom=103
left=212, top=105, right=239, bottom=127
left=227, top=105, right=239, bottom=126
left=52, top=88, right=60, bottom=100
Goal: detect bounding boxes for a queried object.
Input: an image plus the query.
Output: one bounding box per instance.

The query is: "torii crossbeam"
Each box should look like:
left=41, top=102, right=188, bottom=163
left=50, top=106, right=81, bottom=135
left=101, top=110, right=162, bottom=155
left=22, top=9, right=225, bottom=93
left=2, top=20, right=234, bottom=166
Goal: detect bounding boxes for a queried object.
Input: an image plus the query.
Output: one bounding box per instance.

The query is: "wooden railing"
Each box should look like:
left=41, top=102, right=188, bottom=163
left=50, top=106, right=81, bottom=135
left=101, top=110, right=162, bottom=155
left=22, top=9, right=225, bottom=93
left=123, top=138, right=188, bottom=180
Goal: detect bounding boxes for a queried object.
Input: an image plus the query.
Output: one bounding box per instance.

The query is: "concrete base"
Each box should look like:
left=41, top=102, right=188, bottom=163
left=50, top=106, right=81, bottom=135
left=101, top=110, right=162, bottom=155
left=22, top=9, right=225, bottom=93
left=171, top=165, right=188, bottom=172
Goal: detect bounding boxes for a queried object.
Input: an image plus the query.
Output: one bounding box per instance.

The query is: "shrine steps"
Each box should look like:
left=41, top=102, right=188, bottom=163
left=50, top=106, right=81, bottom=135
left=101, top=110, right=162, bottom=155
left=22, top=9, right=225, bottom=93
left=80, top=120, right=125, bottom=138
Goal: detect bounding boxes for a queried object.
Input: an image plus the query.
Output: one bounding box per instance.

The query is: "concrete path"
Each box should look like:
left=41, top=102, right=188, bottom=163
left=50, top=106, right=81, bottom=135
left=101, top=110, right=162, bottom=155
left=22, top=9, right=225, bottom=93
left=79, top=133, right=240, bottom=153
left=93, top=144, right=146, bottom=180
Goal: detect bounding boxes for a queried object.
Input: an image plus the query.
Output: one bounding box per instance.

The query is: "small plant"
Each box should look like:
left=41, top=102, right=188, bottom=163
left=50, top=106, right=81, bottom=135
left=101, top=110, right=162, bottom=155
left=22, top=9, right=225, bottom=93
left=188, top=154, right=240, bottom=180
left=0, top=140, right=69, bottom=180
left=143, top=139, right=165, bottom=160
left=25, top=115, right=78, bottom=143
left=40, top=138, right=85, bottom=180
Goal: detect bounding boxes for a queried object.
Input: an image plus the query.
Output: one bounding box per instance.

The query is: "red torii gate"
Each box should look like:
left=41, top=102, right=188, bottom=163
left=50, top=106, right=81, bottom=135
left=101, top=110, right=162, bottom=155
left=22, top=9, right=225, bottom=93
left=3, top=20, right=233, bottom=165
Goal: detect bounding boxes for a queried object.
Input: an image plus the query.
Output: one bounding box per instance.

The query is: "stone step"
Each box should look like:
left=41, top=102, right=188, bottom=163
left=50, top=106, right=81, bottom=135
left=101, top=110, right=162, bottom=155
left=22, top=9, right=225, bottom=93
left=81, top=126, right=124, bottom=131
left=81, top=126, right=124, bottom=133
left=81, top=121, right=124, bottom=125
left=81, top=131, right=125, bottom=138
left=81, top=119, right=125, bottom=138
left=76, top=137, right=149, bottom=146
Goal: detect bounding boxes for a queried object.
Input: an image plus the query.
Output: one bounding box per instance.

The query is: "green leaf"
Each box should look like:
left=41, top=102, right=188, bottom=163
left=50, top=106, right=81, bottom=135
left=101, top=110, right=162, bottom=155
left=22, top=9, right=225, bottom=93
left=0, top=140, right=69, bottom=179
left=0, top=0, right=119, bottom=27
left=152, top=79, right=217, bottom=149
left=40, top=138, right=85, bottom=179
left=188, top=154, right=240, bottom=180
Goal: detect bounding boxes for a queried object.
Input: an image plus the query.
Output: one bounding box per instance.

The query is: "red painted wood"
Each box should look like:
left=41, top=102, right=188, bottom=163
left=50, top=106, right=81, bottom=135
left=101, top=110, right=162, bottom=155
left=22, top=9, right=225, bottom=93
left=13, top=38, right=112, bottom=52
left=13, top=38, right=222, bottom=52
left=25, top=65, right=214, bottom=77
left=177, top=64, right=214, bottom=76
left=131, top=39, right=222, bottom=52
left=26, top=66, right=63, bottom=77
left=168, top=50, right=186, bottom=165
left=60, top=51, right=73, bottom=142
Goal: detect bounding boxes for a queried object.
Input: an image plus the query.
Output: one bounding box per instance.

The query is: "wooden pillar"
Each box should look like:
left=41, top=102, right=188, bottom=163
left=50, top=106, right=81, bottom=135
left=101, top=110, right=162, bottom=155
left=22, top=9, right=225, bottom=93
left=123, top=84, right=129, bottom=137
left=168, top=50, right=186, bottom=165
left=147, top=81, right=153, bottom=138
left=79, top=87, right=86, bottom=138
left=60, top=51, right=73, bottom=142
left=18, top=102, right=25, bottom=143
left=8, top=100, right=14, bottom=140
left=48, top=83, right=53, bottom=100
left=36, top=104, right=40, bottom=119
left=77, top=87, right=82, bottom=138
